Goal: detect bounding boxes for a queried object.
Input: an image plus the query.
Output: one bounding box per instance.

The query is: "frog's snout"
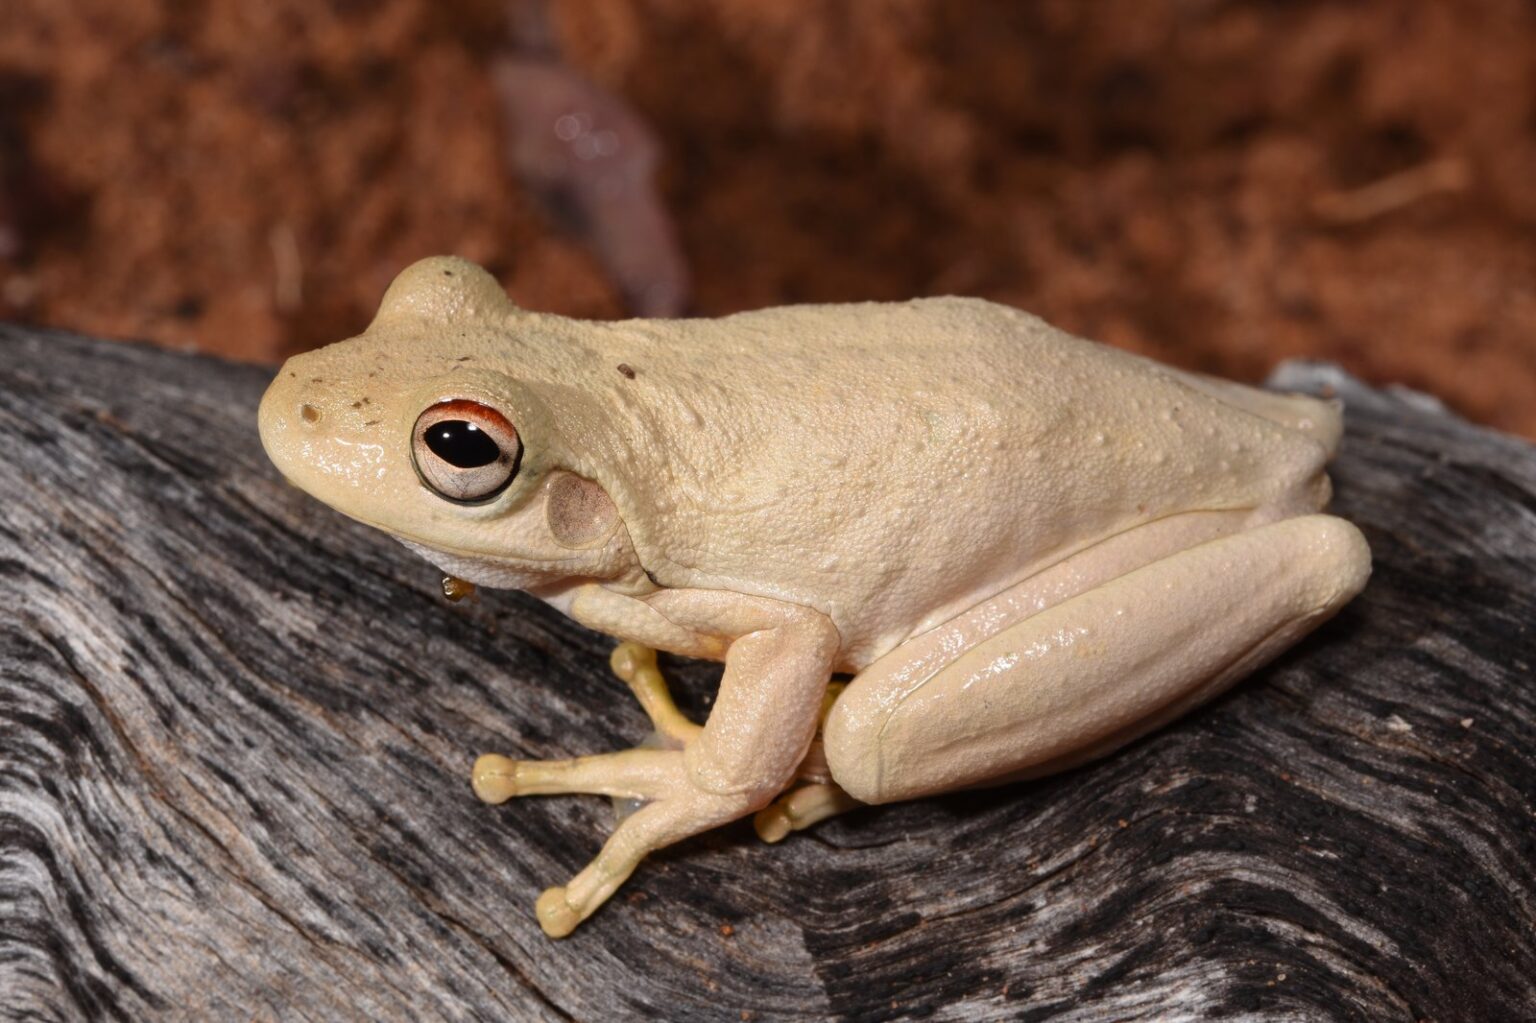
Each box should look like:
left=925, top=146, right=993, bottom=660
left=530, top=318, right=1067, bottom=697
left=258, top=354, right=333, bottom=482
left=259, top=363, right=301, bottom=443
left=258, top=350, right=410, bottom=517
left=261, top=349, right=352, bottom=431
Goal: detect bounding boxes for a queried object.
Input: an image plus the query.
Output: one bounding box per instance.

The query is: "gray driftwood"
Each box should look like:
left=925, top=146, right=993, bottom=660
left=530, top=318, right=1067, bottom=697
left=1, top=324, right=1533, bottom=1022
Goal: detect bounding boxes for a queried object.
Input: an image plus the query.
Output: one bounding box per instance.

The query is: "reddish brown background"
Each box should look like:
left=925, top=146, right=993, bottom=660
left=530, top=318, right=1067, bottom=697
left=2, top=0, right=1534, bottom=435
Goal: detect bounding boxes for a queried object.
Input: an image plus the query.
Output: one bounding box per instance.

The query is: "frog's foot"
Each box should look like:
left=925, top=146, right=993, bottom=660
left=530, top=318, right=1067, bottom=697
left=475, top=644, right=775, bottom=937
left=608, top=641, right=702, bottom=746
left=473, top=644, right=700, bottom=809
left=473, top=744, right=766, bottom=935
left=753, top=782, right=861, bottom=844
left=534, top=781, right=759, bottom=937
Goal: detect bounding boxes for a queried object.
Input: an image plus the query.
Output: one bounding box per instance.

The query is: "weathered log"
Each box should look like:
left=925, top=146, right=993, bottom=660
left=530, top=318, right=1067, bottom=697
left=1, top=324, right=1533, bottom=1021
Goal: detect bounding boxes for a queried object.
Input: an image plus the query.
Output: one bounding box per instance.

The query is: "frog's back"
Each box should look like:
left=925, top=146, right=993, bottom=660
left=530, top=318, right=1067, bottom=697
left=542, top=297, right=1336, bottom=667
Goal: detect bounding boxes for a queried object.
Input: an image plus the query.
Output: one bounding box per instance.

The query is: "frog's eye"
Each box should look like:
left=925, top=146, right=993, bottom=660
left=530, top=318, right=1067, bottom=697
left=411, top=400, right=522, bottom=503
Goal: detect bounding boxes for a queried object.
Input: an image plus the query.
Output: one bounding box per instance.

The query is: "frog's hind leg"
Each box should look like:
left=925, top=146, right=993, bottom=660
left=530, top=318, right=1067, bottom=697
left=823, top=514, right=1370, bottom=805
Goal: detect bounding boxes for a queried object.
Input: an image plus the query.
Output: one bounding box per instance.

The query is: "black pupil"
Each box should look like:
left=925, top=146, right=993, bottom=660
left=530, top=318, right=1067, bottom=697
left=425, top=420, right=501, bottom=468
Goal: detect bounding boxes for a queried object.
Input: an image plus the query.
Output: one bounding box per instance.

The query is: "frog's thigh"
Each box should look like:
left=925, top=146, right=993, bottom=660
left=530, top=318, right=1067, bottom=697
left=824, top=514, right=1370, bottom=805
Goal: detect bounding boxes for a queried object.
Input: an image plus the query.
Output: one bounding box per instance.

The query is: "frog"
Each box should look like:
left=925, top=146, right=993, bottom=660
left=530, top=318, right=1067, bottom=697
left=257, top=256, right=1371, bottom=938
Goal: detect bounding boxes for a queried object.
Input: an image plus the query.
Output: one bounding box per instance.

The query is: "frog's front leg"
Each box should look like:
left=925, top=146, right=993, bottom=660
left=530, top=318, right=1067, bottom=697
left=471, top=644, right=699, bottom=805
left=824, top=514, right=1371, bottom=804
left=476, top=585, right=839, bottom=937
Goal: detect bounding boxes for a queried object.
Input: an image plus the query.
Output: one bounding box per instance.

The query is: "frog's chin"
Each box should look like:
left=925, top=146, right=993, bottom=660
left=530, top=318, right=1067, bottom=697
left=395, top=537, right=568, bottom=591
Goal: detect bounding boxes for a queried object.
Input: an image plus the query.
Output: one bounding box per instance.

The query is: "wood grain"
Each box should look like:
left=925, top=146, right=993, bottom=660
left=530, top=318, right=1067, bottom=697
left=1, top=326, right=1532, bottom=1021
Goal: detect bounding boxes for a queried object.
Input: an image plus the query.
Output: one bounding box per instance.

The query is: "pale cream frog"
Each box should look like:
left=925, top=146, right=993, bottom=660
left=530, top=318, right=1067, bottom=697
left=258, top=256, right=1370, bottom=937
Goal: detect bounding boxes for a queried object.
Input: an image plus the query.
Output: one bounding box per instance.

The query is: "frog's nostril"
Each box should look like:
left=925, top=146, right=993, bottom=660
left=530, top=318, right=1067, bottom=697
left=300, top=404, right=321, bottom=424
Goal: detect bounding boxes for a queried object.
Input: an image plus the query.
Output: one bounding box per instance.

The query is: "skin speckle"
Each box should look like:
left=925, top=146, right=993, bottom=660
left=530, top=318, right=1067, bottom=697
left=456, top=356, right=474, bottom=362
left=300, top=404, right=320, bottom=423
left=255, top=256, right=1373, bottom=939
left=363, top=419, right=380, bottom=426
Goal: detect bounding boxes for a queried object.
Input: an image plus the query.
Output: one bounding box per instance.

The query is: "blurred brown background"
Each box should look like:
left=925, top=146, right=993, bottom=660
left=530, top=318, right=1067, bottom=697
left=2, top=0, right=1534, bottom=435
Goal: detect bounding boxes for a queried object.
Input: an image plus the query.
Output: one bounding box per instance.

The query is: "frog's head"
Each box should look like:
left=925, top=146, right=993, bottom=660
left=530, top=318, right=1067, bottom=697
left=258, top=256, right=632, bottom=590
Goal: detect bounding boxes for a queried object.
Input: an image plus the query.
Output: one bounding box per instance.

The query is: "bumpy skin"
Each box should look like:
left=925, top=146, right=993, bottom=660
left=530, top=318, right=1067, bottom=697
left=262, top=257, right=1337, bottom=667
left=258, top=256, right=1370, bottom=937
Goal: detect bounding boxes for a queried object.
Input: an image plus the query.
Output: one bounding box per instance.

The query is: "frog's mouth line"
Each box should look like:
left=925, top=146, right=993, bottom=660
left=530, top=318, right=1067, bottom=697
left=391, top=534, right=594, bottom=572
left=284, top=486, right=572, bottom=572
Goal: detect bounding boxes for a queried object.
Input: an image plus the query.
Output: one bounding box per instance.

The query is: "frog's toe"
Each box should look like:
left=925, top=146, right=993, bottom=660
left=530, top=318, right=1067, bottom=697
left=753, top=803, right=793, bottom=844
left=531, top=787, right=759, bottom=935
left=472, top=753, right=520, bottom=804
left=753, top=782, right=861, bottom=843
left=470, top=748, right=682, bottom=803
left=609, top=642, right=702, bottom=744
left=536, top=886, right=582, bottom=939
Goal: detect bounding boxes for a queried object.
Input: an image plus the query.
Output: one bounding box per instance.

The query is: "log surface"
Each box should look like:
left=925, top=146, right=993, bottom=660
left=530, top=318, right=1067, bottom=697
left=1, top=325, right=1533, bottom=1022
